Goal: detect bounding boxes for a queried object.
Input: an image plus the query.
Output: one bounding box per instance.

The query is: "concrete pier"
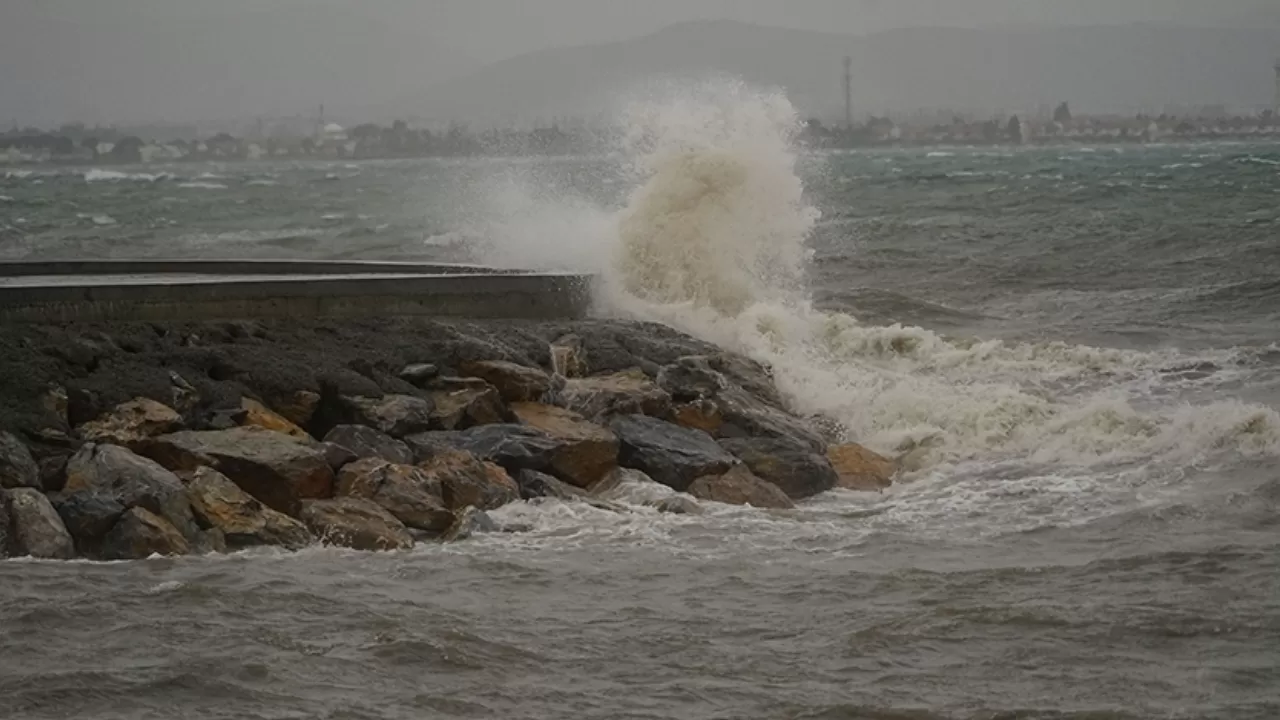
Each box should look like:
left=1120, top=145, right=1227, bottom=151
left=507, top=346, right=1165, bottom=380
left=0, top=260, right=593, bottom=322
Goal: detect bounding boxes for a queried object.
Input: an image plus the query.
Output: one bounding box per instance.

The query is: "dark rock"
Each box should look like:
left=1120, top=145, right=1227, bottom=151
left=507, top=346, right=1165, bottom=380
left=64, top=443, right=200, bottom=539
left=300, top=497, right=414, bottom=551
left=206, top=408, right=247, bottom=431
left=671, top=400, right=723, bottom=434
left=688, top=465, right=795, bottom=509
left=428, top=380, right=508, bottom=430
left=827, top=443, right=896, bottom=492
left=344, top=394, right=435, bottom=437
left=53, top=491, right=126, bottom=547
left=440, top=506, right=499, bottom=542
left=78, top=398, right=183, bottom=448
left=185, top=466, right=312, bottom=550
left=549, top=334, right=588, bottom=377
left=718, top=436, right=838, bottom=500
left=516, top=469, right=586, bottom=501
left=406, top=425, right=563, bottom=473
left=0, top=431, right=40, bottom=489
left=559, top=370, right=672, bottom=421
left=0, top=491, right=9, bottom=556
left=101, top=507, right=190, bottom=559
left=323, top=425, right=414, bottom=465
left=458, top=360, right=550, bottom=402
left=5, top=488, right=75, bottom=558
left=608, top=415, right=737, bottom=492
left=652, top=496, right=703, bottom=515
left=337, top=458, right=453, bottom=533
left=398, top=363, right=439, bottom=386
left=272, top=390, right=322, bottom=428
left=711, top=385, right=826, bottom=451
left=318, top=442, right=359, bottom=472
left=191, top=528, right=227, bottom=555
left=510, top=403, right=618, bottom=488
left=588, top=467, right=654, bottom=498
left=38, top=454, right=69, bottom=493
left=139, top=427, right=333, bottom=517
left=419, top=450, right=520, bottom=512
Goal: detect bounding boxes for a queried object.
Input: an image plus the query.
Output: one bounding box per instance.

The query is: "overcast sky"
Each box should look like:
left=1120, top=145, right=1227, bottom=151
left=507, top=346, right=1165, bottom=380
left=3, top=0, right=1278, bottom=126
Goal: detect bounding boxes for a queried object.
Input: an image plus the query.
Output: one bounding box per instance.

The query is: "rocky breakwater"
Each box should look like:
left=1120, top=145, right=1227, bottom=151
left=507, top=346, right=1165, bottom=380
left=0, top=317, right=897, bottom=560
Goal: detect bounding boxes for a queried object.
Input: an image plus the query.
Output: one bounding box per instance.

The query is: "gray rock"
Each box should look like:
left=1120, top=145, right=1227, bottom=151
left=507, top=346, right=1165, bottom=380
left=558, top=370, right=673, bottom=421
left=53, top=491, right=127, bottom=547
left=191, top=528, right=228, bottom=555
left=5, top=488, right=75, bottom=559
left=337, top=458, right=454, bottom=533
left=101, top=507, right=190, bottom=559
left=63, top=443, right=200, bottom=540
left=323, top=425, right=414, bottom=465
left=0, top=490, right=10, bottom=556
left=300, top=497, right=414, bottom=551
left=318, top=442, right=359, bottom=472
left=458, top=360, right=550, bottom=402
left=38, top=454, right=69, bottom=493
left=608, top=415, right=737, bottom=492
left=688, top=465, right=795, bottom=509
left=405, top=425, right=563, bottom=473
left=344, top=394, right=436, bottom=438
left=515, top=469, right=586, bottom=501
left=398, top=363, right=439, bottom=386
left=652, top=496, right=704, bottom=515
left=440, top=506, right=499, bottom=542
left=428, top=381, right=508, bottom=430
left=718, top=436, right=838, bottom=500
left=0, top=431, right=40, bottom=490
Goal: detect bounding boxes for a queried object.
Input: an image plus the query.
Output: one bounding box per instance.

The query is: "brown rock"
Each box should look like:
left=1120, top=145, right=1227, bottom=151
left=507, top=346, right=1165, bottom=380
left=185, top=466, right=313, bottom=550
left=337, top=458, right=453, bottom=532
left=827, top=443, right=896, bottom=492
left=510, top=403, right=618, bottom=488
left=718, top=436, right=837, bottom=500
left=79, top=398, right=184, bottom=448
left=4, top=488, right=76, bottom=559
left=241, top=398, right=310, bottom=440
left=550, top=334, right=588, bottom=378
left=429, top=381, right=507, bottom=430
left=672, top=400, right=724, bottom=434
left=459, top=360, right=550, bottom=402
left=688, top=465, right=795, bottom=509
left=0, top=431, right=41, bottom=490
left=419, top=450, right=519, bottom=511
left=323, top=425, right=414, bottom=465
left=101, top=507, right=191, bottom=559
left=344, top=394, right=435, bottom=437
left=273, top=390, right=321, bottom=428
left=300, top=497, right=414, bottom=551
left=140, top=427, right=333, bottom=517
left=560, top=370, right=672, bottom=421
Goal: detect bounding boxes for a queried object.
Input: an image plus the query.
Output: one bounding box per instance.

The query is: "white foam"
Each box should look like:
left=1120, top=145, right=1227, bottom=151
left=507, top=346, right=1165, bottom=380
left=176, top=181, right=227, bottom=190
left=84, top=168, right=166, bottom=183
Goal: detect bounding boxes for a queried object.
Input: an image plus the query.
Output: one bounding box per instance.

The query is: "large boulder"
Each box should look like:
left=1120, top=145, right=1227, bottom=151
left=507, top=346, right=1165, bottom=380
left=185, top=467, right=313, bottom=550
left=688, top=465, right=795, bottom=509
left=139, top=427, right=333, bottom=516
left=419, top=450, right=520, bottom=511
left=0, top=431, right=41, bottom=490
left=101, top=507, right=190, bottom=559
left=299, top=497, right=414, bottom=551
left=718, top=436, right=838, bottom=500
left=5, top=488, right=75, bottom=559
left=608, top=415, right=738, bottom=492
left=510, top=403, right=618, bottom=488
left=52, top=491, right=126, bottom=551
left=240, top=398, right=310, bottom=440
left=64, top=443, right=200, bottom=540
left=323, top=425, right=414, bottom=465
left=459, top=360, right=550, bottom=402
left=337, top=458, right=453, bottom=532
left=559, top=370, right=672, bottom=421
left=398, top=363, right=439, bottom=387
left=827, top=443, right=896, bottom=492
left=428, top=378, right=507, bottom=430
left=78, top=398, right=184, bottom=448
left=343, top=394, right=436, bottom=438
left=405, top=425, right=563, bottom=473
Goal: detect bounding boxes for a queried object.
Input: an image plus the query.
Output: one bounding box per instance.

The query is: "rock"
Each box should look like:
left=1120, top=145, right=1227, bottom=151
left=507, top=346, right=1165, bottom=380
left=398, top=363, right=439, bottom=386
left=300, top=497, right=414, bottom=551
left=549, top=334, right=588, bottom=377
left=241, top=398, right=310, bottom=440
left=652, top=496, right=703, bottom=515
left=608, top=415, right=737, bottom=492
left=101, top=507, right=191, bottom=559
left=588, top=467, right=654, bottom=498
left=559, top=370, right=672, bottom=421
left=459, top=360, right=550, bottom=402
left=52, top=491, right=126, bottom=548
left=206, top=407, right=247, bottom=431
left=140, top=427, right=333, bottom=517
left=185, top=466, right=312, bottom=550
left=711, top=385, right=826, bottom=451
left=318, top=442, right=359, bottom=471
left=38, top=454, right=69, bottom=493
left=510, top=403, right=618, bottom=488
left=167, top=371, right=201, bottom=416
left=323, top=425, right=414, bottom=465
left=5, top=488, right=75, bottom=559
left=192, top=528, right=228, bottom=555
left=406, top=425, right=563, bottom=473
left=344, top=394, right=435, bottom=438
left=78, top=398, right=184, bottom=448
left=273, top=390, right=321, bottom=428
left=429, top=381, right=507, bottom=430
left=64, top=443, right=200, bottom=539
left=827, top=443, right=896, bottom=492
left=336, top=458, right=453, bottom=533
left=688, top=465, right=795, bottom=509
left=0, top=431, right=41, bottom=489
left=0, top=491, right=9, bottom=556
left=419, top=450, right=520, bottom=512
left=671, top=400, right=724, bottom=434
left=718, top=436, right=838, bottom=500
left=440, top=506, right=499, bottom=542
left=515, top=469, right=585, bottom=501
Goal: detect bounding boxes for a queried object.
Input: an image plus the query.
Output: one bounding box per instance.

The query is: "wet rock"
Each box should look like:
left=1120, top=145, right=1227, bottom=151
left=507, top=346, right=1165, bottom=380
left=559, top=370, right=672, bottom=421
left=510, top=403, right=618, bottom=488
left=101, top=507, right=190, bottom=559
left=398, top=363, right=439, bottom=386
left=0, top=431, right=41, bottom=489
left=515, top=469, right=586, bottom=501
left=588, top=467, right=654, bottom=498
left=64, top=443, right=200, bottom=539
left=0, top=491, right=9, bottom=556
left=827, top=443, right=896, bottom=492
left=139, top=427, right=334, bottom=517
left=273, top=390, right=321, bottom=428
left=78, top=398, right=184, bottom=448
left=440, top=506, right=499, bottom=542
left=344, top=394, right=435, bottom=438
left=240, top=398, right=310, bottom=440
left=337, top=458, right=453, bottom=533
left=185, top=466, right=313, bottom=550
left=5, top=488, right=75, bottom=559
left=406, top=425, right=563, bottom=473
left=671, top=400, right=724, bottom=434
left=419, top=450, right=520, bottom=512
left=429, top=380, right=507, bottom=430
left=300, top=497, right=414, bottom=551
left=52, top=491, right=126, bottom=549
left=192, top=528, right=228, bottom=555
left=550, top=334, right=588, bottom=378
left=688, top=465, right=795, bottom=509
left=608, top=415, right=737, bottom=492
left=318, top=442, right=359, bottom=472
left=652, top=496, right=703, bottom=515
left=323, top=425, right=414, bottom=465
left=38, top=454, right=70, bottom=493
left=459, top=360, right=550, bottom=402
left=718, top=436, right=837, bottom=500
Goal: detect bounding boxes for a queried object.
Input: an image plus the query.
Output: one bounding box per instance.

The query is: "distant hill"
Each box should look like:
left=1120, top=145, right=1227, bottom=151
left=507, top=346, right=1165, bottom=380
left=412, top=20, right=1280, bottom=123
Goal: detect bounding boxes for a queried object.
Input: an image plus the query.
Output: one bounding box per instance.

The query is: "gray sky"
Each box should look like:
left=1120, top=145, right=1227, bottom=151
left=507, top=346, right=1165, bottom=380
left=3, top=0, right=1278, bottom=126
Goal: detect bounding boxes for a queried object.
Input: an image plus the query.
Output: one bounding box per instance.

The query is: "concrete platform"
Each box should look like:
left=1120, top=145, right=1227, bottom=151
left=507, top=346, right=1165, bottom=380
left=0, top=260, right=593, bottom=322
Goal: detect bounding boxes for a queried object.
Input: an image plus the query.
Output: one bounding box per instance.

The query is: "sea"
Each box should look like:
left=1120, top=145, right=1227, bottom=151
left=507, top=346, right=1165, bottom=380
left=2, top=85, right=1279, bottom=719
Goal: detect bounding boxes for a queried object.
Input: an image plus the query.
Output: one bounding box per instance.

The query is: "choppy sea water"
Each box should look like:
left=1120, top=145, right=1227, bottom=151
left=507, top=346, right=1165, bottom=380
left=3, top=140, right=1280, bottom=719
